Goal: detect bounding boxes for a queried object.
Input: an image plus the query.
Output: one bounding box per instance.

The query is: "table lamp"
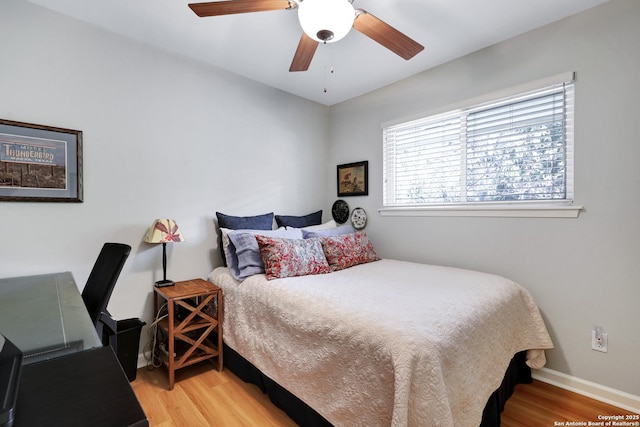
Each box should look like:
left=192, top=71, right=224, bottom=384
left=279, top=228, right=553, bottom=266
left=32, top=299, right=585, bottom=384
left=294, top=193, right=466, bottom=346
left=144, top=219, right=184, bottom=287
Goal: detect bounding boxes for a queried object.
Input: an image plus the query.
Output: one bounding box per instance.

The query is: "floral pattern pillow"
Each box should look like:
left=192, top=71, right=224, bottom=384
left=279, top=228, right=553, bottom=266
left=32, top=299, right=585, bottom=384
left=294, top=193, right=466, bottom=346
left=256, top=235, right=330, bottom=280
left=320, top=231, right=381, bottom=271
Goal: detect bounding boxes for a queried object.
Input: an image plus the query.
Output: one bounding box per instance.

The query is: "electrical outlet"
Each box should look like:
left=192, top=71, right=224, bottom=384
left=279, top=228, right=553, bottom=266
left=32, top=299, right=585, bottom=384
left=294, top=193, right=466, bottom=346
left=591, top=328, right=608, bottom=353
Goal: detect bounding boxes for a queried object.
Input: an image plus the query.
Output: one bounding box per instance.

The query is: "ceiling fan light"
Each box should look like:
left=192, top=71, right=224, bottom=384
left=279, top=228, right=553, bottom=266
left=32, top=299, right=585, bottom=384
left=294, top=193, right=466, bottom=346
left=298, top=0, right=355, bottom=43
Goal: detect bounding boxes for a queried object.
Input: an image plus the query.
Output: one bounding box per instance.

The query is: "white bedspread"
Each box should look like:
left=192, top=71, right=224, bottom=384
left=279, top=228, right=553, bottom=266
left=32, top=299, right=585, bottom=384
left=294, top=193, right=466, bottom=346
left=208, top=259, right=553, bottom=427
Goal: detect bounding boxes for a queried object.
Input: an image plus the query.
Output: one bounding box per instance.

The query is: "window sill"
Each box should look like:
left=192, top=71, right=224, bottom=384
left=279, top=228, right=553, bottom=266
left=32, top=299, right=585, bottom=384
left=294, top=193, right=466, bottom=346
left=378, top=204, right=583, bottom=218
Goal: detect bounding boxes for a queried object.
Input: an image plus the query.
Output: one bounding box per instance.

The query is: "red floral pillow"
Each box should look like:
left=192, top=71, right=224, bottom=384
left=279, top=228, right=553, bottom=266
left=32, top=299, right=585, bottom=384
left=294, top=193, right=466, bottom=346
left=256, top=235, right=330, bottom=280
left=319, top=231, right=381, bottom=272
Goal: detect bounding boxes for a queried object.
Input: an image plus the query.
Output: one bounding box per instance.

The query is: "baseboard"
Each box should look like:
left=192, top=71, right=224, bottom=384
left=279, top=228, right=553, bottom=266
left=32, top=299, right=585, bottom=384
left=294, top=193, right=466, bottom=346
left=533, top=368, right=640, bottom=414
left=137, top=353, right=148, bottom=370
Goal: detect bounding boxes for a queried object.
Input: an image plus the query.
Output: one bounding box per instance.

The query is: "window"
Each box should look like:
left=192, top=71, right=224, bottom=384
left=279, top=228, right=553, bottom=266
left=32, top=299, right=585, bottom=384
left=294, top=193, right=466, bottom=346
left=382, top=73, right=580, bottom=217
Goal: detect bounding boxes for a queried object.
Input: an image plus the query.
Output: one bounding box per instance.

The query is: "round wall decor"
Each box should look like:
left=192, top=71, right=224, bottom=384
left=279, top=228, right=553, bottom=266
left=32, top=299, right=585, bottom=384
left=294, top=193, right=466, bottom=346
left=331, top=199, right=350, bottom=224
left=350, top=207, right=367, bottom=230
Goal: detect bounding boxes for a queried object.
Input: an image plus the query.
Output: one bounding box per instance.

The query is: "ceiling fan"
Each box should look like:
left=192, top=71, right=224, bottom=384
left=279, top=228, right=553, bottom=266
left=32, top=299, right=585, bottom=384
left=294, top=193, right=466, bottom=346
left=188, top=0, right=424, bottom=72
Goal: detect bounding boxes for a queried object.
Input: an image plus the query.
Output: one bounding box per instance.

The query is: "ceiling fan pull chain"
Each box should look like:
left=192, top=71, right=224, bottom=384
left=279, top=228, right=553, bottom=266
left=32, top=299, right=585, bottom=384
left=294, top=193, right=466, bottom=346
left=324, top=47, right=336, bottom=93
left=324, top=65, right=329, bottom=93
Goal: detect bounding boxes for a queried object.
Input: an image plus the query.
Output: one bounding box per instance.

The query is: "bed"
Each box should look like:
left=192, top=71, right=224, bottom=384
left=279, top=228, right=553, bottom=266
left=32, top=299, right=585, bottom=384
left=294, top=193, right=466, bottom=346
left=208, top=258, right=552, bottom=426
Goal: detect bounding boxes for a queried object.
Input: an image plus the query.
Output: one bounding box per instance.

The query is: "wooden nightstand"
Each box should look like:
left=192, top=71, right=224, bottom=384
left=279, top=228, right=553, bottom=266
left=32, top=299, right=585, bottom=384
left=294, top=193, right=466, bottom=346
left=153, top=278, right=223, bottom=390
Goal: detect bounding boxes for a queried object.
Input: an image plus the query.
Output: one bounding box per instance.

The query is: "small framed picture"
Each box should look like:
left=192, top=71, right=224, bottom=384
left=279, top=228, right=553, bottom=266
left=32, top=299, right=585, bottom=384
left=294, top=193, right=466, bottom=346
left=0, top=119, right=83, bottom=202
left=337, top=161, right=368, bottom=197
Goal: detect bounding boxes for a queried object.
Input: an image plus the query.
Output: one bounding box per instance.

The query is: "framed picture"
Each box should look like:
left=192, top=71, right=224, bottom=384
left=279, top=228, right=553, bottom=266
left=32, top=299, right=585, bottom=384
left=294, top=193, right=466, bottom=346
left=337, top=160, right=368, bottom=197
left=0, top=119, right=83, bottom=202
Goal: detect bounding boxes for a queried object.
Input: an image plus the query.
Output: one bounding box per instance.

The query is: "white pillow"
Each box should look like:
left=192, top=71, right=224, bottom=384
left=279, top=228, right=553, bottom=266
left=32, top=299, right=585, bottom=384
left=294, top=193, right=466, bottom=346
left=297, top=220, right=337, bottom=232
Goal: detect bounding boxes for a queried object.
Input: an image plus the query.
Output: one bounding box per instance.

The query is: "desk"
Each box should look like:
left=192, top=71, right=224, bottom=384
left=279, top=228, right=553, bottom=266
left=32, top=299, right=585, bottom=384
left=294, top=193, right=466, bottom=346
left=0, top=272, right=148, bottom=427
left=14, top=346, right=148, bottom=427
left=0, top=272, right=101, bottom=364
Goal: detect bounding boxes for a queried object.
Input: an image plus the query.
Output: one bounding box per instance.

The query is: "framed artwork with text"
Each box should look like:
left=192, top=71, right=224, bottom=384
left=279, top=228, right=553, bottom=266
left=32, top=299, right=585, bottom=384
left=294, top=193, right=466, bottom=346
left=0, top=119, right=83, bottom=202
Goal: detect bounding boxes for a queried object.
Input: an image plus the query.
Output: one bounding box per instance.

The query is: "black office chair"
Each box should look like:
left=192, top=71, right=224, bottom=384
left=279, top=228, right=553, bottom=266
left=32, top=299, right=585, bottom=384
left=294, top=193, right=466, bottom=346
left=81, top=242, right=131, bottom=336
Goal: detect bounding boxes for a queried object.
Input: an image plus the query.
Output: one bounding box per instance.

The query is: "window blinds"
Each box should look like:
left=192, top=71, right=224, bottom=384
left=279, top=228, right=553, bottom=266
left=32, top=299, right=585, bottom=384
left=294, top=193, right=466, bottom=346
left=383, top=75, right=574, bottom=207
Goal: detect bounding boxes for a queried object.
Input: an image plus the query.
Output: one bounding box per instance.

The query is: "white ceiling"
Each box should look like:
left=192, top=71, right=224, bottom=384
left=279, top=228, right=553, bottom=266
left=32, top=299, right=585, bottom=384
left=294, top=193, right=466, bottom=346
left=27, top=0, right=608, bottom=106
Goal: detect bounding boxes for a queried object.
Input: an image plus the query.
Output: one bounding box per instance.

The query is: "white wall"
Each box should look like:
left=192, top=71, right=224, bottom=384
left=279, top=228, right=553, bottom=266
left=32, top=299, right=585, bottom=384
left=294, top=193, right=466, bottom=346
left=328, top=0, right=640, bottom=396
left=0, top=0, right=329, bottom=348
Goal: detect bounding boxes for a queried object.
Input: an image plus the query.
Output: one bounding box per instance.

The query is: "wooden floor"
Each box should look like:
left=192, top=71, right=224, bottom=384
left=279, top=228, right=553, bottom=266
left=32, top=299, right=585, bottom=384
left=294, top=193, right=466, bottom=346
left=501, top=380, right=638, bottom=427
left=131, top=363, right=638, bottom=426
left=131, top=363, right=297, bottom=427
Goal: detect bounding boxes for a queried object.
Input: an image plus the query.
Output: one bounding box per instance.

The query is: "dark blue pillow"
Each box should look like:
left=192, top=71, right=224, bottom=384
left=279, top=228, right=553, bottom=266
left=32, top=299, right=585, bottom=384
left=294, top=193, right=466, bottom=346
left=275, top=210, right=322, bottom=228
left=216, top=212, right=274, bottom=230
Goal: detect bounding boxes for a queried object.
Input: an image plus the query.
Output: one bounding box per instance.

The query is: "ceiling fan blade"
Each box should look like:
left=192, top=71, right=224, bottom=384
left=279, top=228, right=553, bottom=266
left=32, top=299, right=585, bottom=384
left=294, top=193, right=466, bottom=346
left=289, top=33, right=319, bottom=72
left=353, top=9, right=424, bottom=60
left=189, top=0, right=293, bottom=17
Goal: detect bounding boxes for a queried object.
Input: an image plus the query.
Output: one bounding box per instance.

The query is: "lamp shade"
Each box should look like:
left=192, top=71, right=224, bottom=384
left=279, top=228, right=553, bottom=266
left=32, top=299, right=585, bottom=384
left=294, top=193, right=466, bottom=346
left=298, top=0, right=355, bottom=43
left=144, top=219, right=184, bottom=244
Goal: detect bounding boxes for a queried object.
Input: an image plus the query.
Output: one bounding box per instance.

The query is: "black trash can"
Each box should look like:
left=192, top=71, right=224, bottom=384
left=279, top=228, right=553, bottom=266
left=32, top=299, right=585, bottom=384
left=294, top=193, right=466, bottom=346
left=103, top=318, right=146, bottom=382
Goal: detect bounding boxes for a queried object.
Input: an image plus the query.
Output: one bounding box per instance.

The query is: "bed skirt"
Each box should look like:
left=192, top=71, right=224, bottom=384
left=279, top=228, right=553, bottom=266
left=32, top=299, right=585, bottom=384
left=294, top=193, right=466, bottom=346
left=223, top=344, right=532, bottom=427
